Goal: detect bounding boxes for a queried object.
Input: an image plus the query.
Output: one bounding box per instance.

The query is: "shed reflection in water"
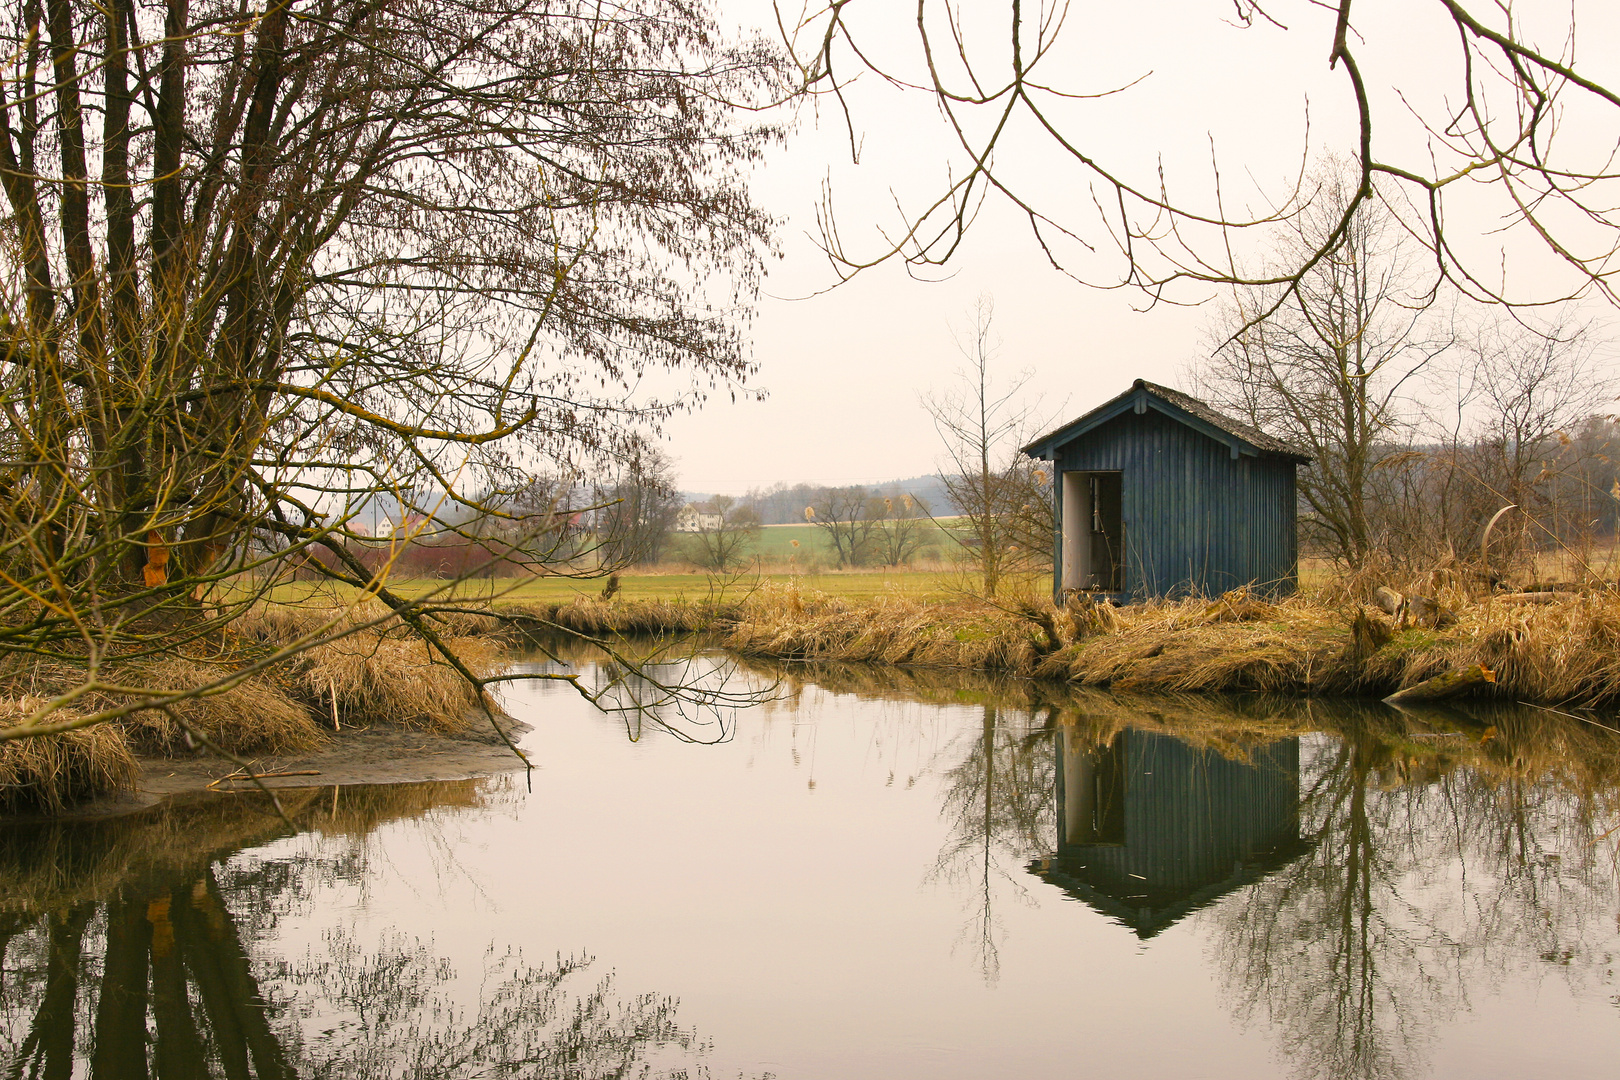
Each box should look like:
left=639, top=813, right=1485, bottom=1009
left=4, top=656, right=1620, bottom=1080
left=1032, top=726, right=1307, bottom=937
left=956, top=690, right=1620, bottom=1080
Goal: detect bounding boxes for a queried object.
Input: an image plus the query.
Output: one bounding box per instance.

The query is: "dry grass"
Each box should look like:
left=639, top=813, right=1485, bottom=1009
left=1030, top=595, right=1340, bottom=694
left=119, top=658, right=328, bottom=755
left=232, top=599, right=509, bottom=730
left=499, top=596, right=738, bottom=637
left=0, top=654, right=326, bottom=811
left=0, top=699, right=139, bottom=814
left=715, top=580, right=1620, bottom=709
left=723, top=582, right=1047, bottom=671
left=296, top=621, right=503, bottom=732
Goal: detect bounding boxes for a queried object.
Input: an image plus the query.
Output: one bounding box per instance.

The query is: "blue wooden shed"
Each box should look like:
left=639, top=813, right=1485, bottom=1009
left=1021, top=379, right=1310, bottom=601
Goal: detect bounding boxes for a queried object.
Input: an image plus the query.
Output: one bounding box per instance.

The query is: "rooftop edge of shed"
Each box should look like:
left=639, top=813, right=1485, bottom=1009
left=1021, top=379, right=1313, bottom=465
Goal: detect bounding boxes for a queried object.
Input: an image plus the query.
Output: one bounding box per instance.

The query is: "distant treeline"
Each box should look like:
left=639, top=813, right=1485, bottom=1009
left=685, top=475, right=958, bottom=525
left=294, top=473, right=967, bottom=578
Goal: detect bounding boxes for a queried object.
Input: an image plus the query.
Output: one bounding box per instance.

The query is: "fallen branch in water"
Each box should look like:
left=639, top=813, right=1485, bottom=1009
left=207, top=769, right=322, bottom=790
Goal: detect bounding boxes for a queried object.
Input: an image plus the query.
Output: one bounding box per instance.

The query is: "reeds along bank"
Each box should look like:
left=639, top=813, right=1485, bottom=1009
left=0, top=603, right=507, bottom=814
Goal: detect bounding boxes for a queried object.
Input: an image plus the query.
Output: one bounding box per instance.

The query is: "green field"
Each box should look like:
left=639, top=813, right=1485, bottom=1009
left=249, top=516, right=1042, bottom=608
left=667, top=518, right=964, bottom=569
left=415, top=568, right=978, bottom=603
left=257, top=566, right=1055, bottom=607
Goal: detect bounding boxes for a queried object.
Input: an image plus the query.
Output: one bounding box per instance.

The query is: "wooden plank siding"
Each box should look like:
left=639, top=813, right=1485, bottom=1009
left=1050, top=407, right=1301, bottom=599
left=1031, top=729, right=1307, bottom=938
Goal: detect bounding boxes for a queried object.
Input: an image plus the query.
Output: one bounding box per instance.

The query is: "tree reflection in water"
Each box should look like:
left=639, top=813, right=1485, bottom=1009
left=1206, top=706, right=1620, bottom=1080
left=8, top=655, right=1620, bottom=1080
left=0, top=781, right=720, bottom=1079
left=838, top=658, right=1620, bottom=1080
left=926, top=703, right=1057, bottom=983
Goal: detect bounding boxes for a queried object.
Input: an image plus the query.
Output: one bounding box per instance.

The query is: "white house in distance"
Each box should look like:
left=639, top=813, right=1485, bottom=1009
left=375, top=513, right=430, bottom=540
left=674, top=503, right=723, bottom=533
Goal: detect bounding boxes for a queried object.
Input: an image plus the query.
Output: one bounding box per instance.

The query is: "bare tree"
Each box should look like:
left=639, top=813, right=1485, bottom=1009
left=592, top=448, right=683, bottom=568
left=1198, top=166, right=1450, bottom=569
left=807, top=486, right=877, bottom=568
left=928, top=703, right=1056, bottom=986
left=868, top=491, right=932, bottom=567
left=0, top=0, right=779, bottom=742
left=685, top=496, right=760, bottom=573
left=1001, top=461, right=1055, bottom=578
left=787, top=2, right=1620, bottom=314
left=1433, top=320, right=1612, bottom=570
left=924, top=298, right=1043, bottom=598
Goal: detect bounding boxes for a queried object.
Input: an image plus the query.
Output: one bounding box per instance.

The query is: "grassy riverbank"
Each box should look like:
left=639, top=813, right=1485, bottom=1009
left=725, top=585, right=1620, bottom=705
left=0, top=602, right=513, bottom=814
left=499, top=579, right=1620, bottom=711
left=8, top=572, right=1620, bottom=814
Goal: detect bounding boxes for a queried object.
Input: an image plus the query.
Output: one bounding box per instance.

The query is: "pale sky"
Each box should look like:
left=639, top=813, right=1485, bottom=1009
left=661, top=0, right=1620, bottom=495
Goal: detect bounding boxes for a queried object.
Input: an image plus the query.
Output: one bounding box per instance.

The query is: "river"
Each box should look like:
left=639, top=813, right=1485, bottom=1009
left=4, top=649, right=1619, bottom=1078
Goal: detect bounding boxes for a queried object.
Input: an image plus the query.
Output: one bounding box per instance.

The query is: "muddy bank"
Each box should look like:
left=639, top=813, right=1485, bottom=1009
left=1, top=601, right=521, bottom=815
left=10, top=714, right=530, bottom=822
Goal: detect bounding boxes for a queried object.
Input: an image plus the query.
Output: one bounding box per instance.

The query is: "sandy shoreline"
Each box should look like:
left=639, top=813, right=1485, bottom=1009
left=13, top=714, right=533, bottom=822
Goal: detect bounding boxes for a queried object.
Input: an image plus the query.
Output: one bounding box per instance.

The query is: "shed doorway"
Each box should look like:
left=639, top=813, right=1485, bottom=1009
left=1059, top=727, right=1127, bottom=846
left=1061, top=471, right=1124, bottom=592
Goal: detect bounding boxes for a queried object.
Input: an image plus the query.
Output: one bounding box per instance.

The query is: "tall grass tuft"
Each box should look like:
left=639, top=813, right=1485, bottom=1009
left=119, top=658, right=328, bottom=755
left=0, top=701, right=139, bottom=813
left=298, top=625, right=503, bottom=731
left=725, top=584, right=1047, bottom=673
left=233, top=600, right=508, bottom=730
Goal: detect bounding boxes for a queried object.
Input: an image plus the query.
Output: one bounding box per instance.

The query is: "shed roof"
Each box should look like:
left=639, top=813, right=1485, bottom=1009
left=1028, top=836, right=1313, bottom=938
left=1021, top=379, right=1311, bottom=464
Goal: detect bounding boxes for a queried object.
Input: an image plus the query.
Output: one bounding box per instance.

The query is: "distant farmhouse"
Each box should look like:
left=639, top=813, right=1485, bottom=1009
left=1022, top=379, right=1311, bottom=601
left=374, top=513, right=430, bottom=540
left=674, top=502, right=723, bottom=533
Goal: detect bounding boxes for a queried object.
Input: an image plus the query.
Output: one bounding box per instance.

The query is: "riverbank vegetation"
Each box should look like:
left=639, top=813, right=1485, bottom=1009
left=712, top=579, right=1620, bottom=709
left=480, top=567, right=1620, bottom=716
left=0, top=604, right=510, bottom=813
left=12, top=557, right=1620, bottom=814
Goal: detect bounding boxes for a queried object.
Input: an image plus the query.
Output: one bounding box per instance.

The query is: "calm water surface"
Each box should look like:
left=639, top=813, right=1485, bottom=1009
left=5, top=652, right=1620, bottom=1078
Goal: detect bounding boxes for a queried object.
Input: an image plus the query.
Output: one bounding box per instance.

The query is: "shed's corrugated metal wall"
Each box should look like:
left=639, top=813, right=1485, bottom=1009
left=1055, top=408, right=1299, bottom=598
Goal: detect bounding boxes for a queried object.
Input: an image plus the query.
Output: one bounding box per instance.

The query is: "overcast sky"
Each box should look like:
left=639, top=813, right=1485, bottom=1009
left=660, top=0, right=1620, bottom=495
